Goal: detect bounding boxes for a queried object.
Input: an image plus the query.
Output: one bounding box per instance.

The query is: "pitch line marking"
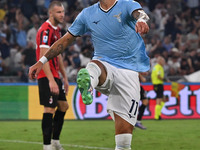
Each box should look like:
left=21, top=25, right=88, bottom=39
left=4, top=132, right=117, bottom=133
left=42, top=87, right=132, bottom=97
left=0, top=139, right=112, bottom=150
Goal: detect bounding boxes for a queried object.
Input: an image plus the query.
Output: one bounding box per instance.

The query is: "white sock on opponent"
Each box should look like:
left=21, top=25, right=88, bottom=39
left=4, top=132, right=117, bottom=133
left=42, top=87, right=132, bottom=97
left=51, top=139, right=64, bottom=150
left=51, top=139, right=60, bottom=145
left=43, top=144, right=52, bottom=150
left=86, top=62, right=101, bottom=89
left=115, top=133, right=132, bottom=150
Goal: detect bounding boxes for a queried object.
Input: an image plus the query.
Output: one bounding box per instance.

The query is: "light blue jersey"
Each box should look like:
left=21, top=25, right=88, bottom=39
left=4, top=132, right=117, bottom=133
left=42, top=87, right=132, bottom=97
left=68, top=0, right=150, bottom=72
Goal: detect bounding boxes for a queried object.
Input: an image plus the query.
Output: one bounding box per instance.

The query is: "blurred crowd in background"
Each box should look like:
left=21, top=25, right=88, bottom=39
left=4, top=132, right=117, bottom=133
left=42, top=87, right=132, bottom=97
left=0, top=0, right=200, bottom=83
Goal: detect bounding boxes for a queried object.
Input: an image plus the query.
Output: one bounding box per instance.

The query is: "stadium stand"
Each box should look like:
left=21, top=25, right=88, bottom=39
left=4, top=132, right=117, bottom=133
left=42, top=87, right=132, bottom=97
left=0, top=0, right=200, bottom=82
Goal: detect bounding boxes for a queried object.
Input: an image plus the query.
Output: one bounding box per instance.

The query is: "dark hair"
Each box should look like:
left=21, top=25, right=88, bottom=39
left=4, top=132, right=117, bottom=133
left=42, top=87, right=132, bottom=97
left=48, top=1, right=63, bottom=11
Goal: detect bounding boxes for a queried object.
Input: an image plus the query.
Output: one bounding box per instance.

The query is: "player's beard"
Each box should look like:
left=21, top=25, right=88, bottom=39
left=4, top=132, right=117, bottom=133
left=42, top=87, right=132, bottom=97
left=54, top=17, right=63, bottom=25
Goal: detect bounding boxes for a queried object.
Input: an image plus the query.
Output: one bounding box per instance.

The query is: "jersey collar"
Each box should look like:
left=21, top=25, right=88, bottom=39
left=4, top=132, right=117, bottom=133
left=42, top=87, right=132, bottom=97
left=99, top=0, right=118, bottom=13
left=46, top=20, right=58, bottom=30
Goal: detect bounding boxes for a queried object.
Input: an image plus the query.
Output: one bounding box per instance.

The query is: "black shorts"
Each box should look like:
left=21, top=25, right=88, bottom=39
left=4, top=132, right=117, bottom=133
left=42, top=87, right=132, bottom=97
left=140, top=86, right=147, bottom=100
left=153, top=84, right=164, bottom=98
left=38, top=77, right=67, bottom=108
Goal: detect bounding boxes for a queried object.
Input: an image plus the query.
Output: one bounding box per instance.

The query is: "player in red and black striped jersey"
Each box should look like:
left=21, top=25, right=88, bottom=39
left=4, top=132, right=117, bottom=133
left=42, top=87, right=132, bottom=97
left=36, top=21, right=60, bottom=79
left=36, top=1, right=68, bottom=150
left=36, top=20, right=62, bottom=79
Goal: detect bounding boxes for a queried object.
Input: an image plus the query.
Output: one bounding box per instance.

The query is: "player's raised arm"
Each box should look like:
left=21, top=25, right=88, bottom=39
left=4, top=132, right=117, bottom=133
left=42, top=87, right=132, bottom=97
left=45, top=32, right=76, bottom=61
left=132, top=9, right=150, bottom=34
left=28, top=32, right=75, bottom=80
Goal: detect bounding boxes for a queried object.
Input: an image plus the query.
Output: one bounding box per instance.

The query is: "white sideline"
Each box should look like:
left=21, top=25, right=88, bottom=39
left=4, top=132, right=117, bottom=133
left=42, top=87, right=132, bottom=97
left=0, top=139, right=112, bottom=150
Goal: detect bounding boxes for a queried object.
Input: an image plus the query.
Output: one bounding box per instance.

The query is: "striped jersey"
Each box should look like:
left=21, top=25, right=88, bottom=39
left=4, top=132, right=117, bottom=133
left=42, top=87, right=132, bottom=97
left=36, top=20, right=61, bottom=79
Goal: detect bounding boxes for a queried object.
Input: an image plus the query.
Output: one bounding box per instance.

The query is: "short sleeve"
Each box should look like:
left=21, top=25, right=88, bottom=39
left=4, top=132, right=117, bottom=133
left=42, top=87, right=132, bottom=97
left=68, top=10, right=88, bottom=36
left=39, top=29, right=52, bottom=48
left=125, top=0, right=142, bottom=17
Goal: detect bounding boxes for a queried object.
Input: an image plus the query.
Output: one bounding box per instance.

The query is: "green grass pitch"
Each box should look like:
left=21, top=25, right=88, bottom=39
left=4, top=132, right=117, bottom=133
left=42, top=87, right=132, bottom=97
left=0, top=120, right=199, bottom=150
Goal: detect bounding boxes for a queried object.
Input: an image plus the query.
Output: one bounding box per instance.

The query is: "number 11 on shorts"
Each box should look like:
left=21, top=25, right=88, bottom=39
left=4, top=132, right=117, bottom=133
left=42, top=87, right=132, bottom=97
left=128, top=99, right=138, bottom=118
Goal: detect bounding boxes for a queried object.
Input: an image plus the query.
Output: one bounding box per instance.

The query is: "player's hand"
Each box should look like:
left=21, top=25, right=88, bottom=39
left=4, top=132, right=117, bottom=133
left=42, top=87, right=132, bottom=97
left=49, top=80, right=59, bottom=95
left=29, top=61, right=43, bottom=80
left=63, top=79, right=69, bottom=95
left=135, top=21, right=149, bottom=35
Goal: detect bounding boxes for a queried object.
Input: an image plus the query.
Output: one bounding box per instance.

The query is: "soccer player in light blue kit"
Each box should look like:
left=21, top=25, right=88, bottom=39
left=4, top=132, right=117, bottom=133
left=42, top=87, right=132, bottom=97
left=29, top=0, right=150, bottom=149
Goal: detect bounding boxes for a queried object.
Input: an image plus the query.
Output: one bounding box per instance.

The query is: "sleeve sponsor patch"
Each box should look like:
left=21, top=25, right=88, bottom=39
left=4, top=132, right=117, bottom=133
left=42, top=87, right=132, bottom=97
left=43, top=35, right=48, bottom=43
left=40, top=29, right=50, bottom=45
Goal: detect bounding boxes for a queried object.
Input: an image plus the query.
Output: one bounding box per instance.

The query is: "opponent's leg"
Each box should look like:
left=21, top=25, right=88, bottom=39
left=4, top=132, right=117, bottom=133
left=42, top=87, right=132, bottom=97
left=52, top=101, right=68, bottom=150
left=77, top=60, right=107, bottom=104
left=114, top=113, right=133, bottom=150
left=137, top=99, right=148, bottom=121
left=135, top=99, right=148, bottom=129
left=136, top=86, right=148, bottom=129
left=42, top=107, right=55, bottom=150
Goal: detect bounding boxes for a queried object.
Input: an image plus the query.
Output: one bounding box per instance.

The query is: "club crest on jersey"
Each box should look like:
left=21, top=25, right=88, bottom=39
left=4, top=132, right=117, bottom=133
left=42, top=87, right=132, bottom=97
left=43, top=36, right=48, bottom=43
left=49, top=96, right=53, bottom=104
left=113, top=12, right=122, bottom=22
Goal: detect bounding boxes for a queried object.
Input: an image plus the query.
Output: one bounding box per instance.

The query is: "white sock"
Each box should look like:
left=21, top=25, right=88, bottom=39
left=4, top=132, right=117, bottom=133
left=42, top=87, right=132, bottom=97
left=43, top=144, right=52, bottom=150
left=86, top=62, right=101, bottom=88
left=51, top=139, right=60, bottom=144
left=115, top=133, right=132, bottom=150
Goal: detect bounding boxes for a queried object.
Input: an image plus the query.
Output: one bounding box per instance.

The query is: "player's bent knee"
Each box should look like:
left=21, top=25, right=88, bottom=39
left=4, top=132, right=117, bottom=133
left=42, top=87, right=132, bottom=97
left=90, top=60, right=103, bottom=68
left=86, top=61, right=102, bottom=75
left=57, top=101, right=69, bottom=112
left=88, top=60, right=107, bottom=86
left=90, top=60, right=107, bottom=76
left=115, top=133, right=132, bottom=150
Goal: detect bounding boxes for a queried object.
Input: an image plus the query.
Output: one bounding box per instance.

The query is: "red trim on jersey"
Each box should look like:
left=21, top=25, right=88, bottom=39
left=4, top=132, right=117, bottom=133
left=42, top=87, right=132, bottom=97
left=36, top=21, right=61, bottom=79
